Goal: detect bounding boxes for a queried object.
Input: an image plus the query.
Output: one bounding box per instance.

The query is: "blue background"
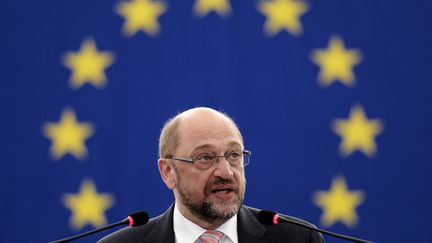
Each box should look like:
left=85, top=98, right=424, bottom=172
left=1, top=0, right=431, bottom=242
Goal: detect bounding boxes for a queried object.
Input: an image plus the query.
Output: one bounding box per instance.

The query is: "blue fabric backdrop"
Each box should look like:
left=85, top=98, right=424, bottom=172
left=1, top=0, right=431, bottom=242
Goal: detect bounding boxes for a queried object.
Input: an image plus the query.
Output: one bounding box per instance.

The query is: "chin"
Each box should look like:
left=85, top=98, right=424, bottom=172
left=208, top=197, right=242, bottom=219
left=213, top=206, right=238, bottom=219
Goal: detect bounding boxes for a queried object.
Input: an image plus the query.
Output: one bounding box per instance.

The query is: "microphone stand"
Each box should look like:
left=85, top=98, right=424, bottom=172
left=50, top=219, right=127, bottom=243
left=279, top=215, right=374, bottom=243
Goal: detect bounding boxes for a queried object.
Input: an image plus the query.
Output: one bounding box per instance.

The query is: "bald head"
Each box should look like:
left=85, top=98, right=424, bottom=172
left=158, top=107, right=243, bottom=158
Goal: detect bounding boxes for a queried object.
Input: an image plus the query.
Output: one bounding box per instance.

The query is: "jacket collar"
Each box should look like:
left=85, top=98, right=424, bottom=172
left=238, top=206, right=266, bottom=241
left=144, top=204, right=266, bottom=243
left=145, top=204, right=175, bottom=243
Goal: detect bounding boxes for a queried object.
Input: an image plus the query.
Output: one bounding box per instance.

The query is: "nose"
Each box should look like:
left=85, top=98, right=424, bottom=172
left=213, top=157, right=234, bottom=179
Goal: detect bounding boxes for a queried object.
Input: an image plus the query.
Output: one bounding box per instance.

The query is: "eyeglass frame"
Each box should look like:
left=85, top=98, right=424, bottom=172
left=164, top=150, right=251, bottom=170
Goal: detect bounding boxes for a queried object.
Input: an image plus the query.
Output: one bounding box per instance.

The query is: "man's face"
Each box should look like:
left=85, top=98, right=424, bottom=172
left=172, top=111, right=246, bottom=224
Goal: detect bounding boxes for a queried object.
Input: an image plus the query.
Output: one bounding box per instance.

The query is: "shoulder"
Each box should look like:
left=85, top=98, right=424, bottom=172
left=241, top=206, right=325, bottom=243
left=97, top=215, right=161, bottom=243
left=98, top=204, right=178, bottom=243
left=98, top=205, right=175, bottom=243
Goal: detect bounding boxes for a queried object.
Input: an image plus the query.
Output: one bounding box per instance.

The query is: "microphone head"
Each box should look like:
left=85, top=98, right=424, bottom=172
left=127, top=211, right=149, bottom=227
left=257, top=210, right=279, bottom=225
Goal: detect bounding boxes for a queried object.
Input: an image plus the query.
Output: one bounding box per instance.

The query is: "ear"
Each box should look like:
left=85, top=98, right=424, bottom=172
left=158, top=158, right=176, bottom=189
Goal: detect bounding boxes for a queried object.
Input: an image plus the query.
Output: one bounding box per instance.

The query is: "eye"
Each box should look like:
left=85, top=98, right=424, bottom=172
left=227, top=151, right=241, bottom=160
left=196, top=153, right=215, bottom=162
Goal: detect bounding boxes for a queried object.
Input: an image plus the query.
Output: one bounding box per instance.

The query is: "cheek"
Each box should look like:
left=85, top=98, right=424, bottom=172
left=233, top=168, right=245, bottom=182
left=181, top=171, right=208, bottom=192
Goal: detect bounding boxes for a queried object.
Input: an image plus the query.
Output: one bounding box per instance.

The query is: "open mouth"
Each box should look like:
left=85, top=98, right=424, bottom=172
left=211, top=188, right=234, bottom=194
left=210, top=184, right=235, bottom=195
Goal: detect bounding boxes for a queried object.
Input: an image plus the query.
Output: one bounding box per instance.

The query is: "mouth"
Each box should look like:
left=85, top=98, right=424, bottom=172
left=211, top=188, right=234, bottom=194
left=209, top=184, right=236, bottom=197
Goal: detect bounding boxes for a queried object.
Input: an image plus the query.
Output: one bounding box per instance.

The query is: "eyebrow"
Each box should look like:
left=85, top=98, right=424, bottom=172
left=228, top=141, right=243, bottom=148
left=190, top=141, right=243, bottom=154
left=191, top=144, right=213, bottom=153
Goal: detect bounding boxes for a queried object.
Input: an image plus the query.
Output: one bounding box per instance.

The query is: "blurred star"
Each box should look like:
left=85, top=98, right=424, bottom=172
left=63, top=38, right=114, bottom=89
left=311, top=35, right=362, bottom=87
left=258, top=0, right=309, bottom=36
left=43, top=108, right=94, bottom=160
left=117, top=0, right=167, bottom=37
left=193, top=0, right=232, bottom=17
left=314, top=176, right=364, bottom=227
left=63, top=179, right=114, bottom=230
left=332, top=105, right=383, bottom=158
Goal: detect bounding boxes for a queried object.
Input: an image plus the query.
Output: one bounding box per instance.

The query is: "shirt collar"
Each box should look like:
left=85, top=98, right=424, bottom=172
left=173, top=203, right=238, bottom=243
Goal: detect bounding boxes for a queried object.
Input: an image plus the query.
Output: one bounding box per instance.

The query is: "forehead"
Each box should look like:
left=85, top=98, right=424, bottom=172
left=176, top=110, right=243, bottom=152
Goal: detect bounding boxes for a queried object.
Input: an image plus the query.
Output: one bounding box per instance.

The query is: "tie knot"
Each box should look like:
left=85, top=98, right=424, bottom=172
left=197, top=230, right=224, bottom=243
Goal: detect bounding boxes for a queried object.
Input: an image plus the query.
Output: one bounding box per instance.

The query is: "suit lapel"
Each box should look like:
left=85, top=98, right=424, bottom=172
left=145, top=205, right=176, bottom=243
left=237, top=206, right=267, bottom=243
left=144, top=205, right=266, bottom=243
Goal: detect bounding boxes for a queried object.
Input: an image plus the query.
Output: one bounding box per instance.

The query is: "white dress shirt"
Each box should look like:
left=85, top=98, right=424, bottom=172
left=173, top=203, right=238, bottom=243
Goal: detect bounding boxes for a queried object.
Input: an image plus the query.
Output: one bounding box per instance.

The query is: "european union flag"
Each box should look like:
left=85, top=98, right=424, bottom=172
left=1, top=0, right=431, bottom=242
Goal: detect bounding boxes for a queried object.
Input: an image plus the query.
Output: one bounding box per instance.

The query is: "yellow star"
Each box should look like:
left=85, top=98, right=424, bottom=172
left=63, top=38, right=115, bottom=89
left=332, top=105, right=383, bottom=158
left=193, top=0, right=231, bottom=17
left=313, top=176, right=365, bottom=228
left=43, top=108, right=94, bottom=160
left=63, top=179, right=115, bottom=230
left=258, top=0, right=309, bottom=36
left=311, top=35, right=362, bottom=87
left=116, top=0, right=168, bottom=37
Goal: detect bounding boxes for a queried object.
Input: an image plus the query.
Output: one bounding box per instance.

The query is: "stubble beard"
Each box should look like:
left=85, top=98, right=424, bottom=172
left=176, top=172, right=246, bottom=225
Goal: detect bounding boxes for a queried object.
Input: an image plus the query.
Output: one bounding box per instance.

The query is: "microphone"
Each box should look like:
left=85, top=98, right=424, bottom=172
left=257, top=210, right=374, bottom=243
left=50, top=211, right=149, bottom=243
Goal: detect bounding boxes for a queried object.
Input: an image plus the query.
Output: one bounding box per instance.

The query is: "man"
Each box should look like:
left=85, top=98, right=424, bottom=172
left=99, top=107, right=325, bottom=243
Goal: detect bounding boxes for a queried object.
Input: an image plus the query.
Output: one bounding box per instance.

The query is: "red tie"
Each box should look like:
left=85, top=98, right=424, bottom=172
left=197, top=230, right=224, bottom=243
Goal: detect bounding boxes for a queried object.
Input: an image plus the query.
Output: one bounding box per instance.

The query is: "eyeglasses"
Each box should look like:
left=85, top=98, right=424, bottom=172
left=165, top=150, right=251, bottom=171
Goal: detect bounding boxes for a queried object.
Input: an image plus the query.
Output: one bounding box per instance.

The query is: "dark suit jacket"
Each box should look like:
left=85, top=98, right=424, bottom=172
left=98, top=205, right=325, bottom=243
